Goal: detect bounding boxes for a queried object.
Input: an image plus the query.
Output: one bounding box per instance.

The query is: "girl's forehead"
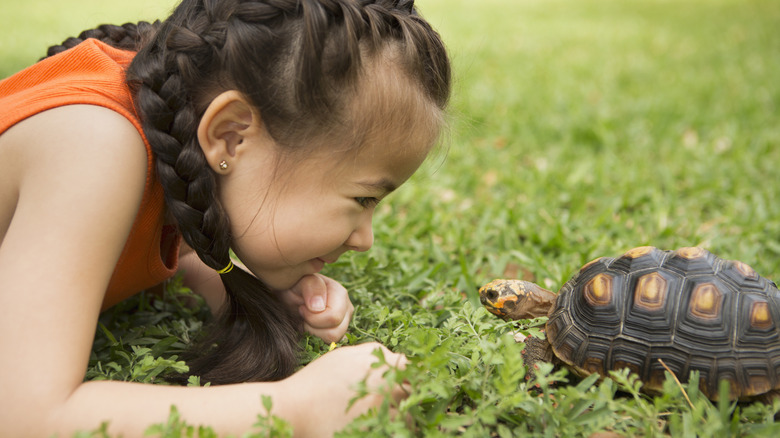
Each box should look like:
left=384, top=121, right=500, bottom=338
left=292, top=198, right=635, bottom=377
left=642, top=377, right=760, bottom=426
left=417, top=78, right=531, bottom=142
left=277, top=56, right=444, bottom=179
left=342, top=99, right=439, bottom=171
left=354, top=132, right=431, bottom=169
left=278, top=123, right=431, bottom=196
left=350, top=53, right=444, bottom=149
left=308, top=128, right=432, bottom=177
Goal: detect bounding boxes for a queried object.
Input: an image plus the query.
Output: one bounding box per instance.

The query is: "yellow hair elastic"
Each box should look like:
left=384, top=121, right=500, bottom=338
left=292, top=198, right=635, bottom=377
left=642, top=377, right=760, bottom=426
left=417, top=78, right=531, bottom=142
left=217, top=261, right=234, bottom=275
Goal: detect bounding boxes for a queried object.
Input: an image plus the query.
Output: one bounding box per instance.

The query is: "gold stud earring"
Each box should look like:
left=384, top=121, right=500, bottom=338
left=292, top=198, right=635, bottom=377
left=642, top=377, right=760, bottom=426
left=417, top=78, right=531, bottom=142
left=219, top=160, right=228, bottom=170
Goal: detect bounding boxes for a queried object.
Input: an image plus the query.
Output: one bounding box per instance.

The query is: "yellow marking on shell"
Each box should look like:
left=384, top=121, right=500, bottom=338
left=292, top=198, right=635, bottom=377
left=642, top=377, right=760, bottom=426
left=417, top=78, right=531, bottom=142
left=582, top=357, right=604, bottom=375
left=750, top=301, right=773, bottom=330
left=720, top=378, right=739, bottom=401
left=689, top=282, right=722, bottom=319
left=584, top=273, right=613, bottom=307
left=733, top=260, right=758, bottom=278
left=675, top=247, right=707, bottom=259
left=747, top=375, right=772, bottom=396
left=634, top=272, right=668, bottom=311
left=647, top=369, right=667, bottom=393
left=613, top=360, right=641, bottom=377
left=624, top=246, right=655, bottom=259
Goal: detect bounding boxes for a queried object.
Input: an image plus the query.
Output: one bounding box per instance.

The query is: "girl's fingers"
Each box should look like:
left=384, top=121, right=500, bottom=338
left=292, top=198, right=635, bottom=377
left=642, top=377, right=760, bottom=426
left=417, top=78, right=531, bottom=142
left=302, top=306, right=352, bottom=343
left=299, top=275, right=353, bottom=329
left=279, top=274, right=354, bottom=342
left=298, top=274, right=328, bottom=312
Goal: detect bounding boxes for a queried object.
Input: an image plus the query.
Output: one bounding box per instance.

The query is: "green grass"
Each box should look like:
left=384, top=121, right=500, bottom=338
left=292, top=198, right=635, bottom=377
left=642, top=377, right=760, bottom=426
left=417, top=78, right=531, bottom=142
left=4, top=0, right=780, bottom=436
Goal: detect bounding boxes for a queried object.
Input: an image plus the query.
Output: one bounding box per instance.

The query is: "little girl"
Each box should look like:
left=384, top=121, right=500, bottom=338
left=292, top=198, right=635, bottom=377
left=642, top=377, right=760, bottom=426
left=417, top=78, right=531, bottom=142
left=0, top=0, right=450, bottom=436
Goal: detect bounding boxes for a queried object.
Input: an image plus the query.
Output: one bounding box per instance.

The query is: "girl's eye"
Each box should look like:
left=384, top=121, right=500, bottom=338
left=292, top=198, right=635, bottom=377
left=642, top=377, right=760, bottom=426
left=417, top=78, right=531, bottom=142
left=354, top=197, right=380, bottom=208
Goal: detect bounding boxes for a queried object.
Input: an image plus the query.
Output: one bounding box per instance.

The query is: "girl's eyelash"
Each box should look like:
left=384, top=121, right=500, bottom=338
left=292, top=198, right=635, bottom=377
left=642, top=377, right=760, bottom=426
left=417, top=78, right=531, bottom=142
left=355, top=197, right=380, bottom=208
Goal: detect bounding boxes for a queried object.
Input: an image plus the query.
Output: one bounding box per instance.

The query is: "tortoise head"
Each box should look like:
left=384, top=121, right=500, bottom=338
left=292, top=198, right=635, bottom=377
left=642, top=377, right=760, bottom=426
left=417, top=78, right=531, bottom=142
left=479, top=279, right=557, bottom=320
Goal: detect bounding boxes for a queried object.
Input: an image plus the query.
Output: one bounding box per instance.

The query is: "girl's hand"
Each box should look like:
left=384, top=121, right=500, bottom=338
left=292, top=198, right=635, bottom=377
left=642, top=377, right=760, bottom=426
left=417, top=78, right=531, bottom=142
left=281, top=274, right=354, bottom=343
left=283, top=342, right=409, bottom=437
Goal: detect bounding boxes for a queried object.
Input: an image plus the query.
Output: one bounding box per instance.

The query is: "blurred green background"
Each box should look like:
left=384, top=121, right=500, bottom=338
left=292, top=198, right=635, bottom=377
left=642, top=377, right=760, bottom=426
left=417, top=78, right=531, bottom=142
left=0, top=0, right=175, bottom=77
left=2, top=0, right=778, bottom=285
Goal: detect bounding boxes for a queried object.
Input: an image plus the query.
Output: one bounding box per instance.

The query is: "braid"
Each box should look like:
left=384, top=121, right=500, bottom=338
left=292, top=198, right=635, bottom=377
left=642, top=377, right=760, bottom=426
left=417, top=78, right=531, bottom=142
left=42, top=22, right=159, bottom=60
left=131, top=37, right=229, bottom=269
left=128, top=1, right=302, bottom=383
left=123, top=0, right=449, bottom=384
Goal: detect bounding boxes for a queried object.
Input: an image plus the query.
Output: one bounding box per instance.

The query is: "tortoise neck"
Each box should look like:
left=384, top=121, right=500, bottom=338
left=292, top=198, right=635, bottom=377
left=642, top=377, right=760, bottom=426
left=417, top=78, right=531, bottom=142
left=520, top=281, right=557, bottom=319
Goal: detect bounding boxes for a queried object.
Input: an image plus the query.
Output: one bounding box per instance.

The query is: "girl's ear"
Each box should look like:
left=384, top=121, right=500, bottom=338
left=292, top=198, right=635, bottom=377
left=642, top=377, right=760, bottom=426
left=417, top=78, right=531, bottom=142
left=197, top=90, right=258, bottom=173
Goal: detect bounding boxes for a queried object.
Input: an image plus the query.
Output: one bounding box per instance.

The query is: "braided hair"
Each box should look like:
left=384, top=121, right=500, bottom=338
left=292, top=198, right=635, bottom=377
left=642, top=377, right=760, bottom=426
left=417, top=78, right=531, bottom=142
left=42, top=22, right=158, bottom=59
left=45, top=0, right=450, bottom=384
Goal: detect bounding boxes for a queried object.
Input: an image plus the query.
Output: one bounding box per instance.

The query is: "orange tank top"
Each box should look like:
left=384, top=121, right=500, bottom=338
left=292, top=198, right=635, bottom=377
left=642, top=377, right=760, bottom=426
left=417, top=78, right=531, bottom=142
left=0, top=39, right=181, bottom=310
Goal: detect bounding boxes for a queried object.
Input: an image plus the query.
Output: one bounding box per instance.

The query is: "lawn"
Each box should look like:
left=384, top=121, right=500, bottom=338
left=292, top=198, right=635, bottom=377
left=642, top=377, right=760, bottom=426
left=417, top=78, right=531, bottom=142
left=3, top=0, right=780, bottom=436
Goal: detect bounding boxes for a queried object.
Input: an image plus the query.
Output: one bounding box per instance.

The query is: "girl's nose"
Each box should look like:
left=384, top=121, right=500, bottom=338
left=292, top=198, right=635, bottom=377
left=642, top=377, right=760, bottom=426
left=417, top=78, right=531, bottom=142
left=346, top=214, right=374, bottom=252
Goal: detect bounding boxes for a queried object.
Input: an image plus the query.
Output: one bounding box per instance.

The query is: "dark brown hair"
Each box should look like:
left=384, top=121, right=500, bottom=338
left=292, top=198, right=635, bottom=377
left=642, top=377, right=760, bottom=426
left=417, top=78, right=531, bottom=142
left=46, top=0, right=450, bottom=384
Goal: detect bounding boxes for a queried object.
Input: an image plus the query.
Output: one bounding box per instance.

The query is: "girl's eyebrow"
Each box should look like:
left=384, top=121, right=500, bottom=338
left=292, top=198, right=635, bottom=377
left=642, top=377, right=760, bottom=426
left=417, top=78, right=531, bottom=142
left=358, top=178, right=398, bottom=194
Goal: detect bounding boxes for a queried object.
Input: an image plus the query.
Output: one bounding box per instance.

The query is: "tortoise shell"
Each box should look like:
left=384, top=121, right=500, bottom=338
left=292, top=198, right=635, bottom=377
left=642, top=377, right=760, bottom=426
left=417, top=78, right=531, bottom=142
left=547, top=246, right=780, bottom=401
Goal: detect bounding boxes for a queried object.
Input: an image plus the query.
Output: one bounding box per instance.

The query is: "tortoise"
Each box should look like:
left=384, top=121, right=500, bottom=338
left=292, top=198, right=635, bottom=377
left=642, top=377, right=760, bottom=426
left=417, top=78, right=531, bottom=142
left=478, top=246, right=780, bottom=402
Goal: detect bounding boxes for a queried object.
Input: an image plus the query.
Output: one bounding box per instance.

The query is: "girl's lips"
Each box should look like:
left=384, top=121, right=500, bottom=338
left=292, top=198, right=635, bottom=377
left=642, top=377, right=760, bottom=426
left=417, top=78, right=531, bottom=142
left=317, top=257, right=338, bottom=264
left=311, top=258, right=325, bottom=272
left=311, top=257, right=339, bottom=273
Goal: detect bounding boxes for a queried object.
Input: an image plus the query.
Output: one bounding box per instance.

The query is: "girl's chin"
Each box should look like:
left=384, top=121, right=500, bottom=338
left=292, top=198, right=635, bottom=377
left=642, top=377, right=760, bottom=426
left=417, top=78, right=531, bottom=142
left=260, top=265, right=321, bottom=292
left=262, top=270, right=319, bottom=291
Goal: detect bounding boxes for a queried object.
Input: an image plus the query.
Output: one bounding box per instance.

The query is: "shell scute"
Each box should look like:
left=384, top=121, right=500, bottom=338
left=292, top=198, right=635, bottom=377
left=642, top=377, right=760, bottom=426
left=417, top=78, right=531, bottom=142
left=688, top=282, right=725, bottom=321
left=633, top=272, right=669, bottom=311
left=550, top=325, right=586, bottom=370
left=583, top=273, right=615, bottom=307
left=721, top=259, right=777, bottom=293
left=749, top=300, right=773, bottom=330
left=622, top=270, right=683, bottom=344
left=607, top=246, right=666, bottom=274
left=664, top=247, right=717, bottom=277
left=608, top=337, right=650, bottom=377
left=674, top=279, right=735, bottom=355
left=567, top=270, right=624, bottom=338
left=582, top=355, right=606, bottom=376
left=736, top=293, right=780, bottom=348
left=644, top=347, right=690, bottom=392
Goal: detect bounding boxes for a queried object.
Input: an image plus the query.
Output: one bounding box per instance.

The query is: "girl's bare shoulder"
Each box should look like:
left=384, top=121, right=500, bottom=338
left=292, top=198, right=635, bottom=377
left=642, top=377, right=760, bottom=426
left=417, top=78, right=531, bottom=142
left=0, top=104, right=148, bottom=190
left=2, top=104, right=146, bottom=159
left=0, top=104, right=148, bottom=244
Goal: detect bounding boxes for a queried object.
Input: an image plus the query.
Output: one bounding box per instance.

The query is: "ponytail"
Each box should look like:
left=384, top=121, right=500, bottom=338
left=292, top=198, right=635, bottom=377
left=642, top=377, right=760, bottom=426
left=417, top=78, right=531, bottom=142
left=186, top=268, right=302, bottom=382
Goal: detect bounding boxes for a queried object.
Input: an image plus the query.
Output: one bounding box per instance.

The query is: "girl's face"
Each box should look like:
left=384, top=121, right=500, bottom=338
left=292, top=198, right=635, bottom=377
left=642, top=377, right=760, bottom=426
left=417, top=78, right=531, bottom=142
left=221, top=127, right=434, bottom=291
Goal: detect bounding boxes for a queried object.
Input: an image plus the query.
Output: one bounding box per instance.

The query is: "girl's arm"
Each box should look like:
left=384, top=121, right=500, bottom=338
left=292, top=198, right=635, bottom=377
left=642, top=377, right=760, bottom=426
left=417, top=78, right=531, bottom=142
left=178, top=244, right=228, bottom=311
left=0, top=105, right=404, bottom=437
